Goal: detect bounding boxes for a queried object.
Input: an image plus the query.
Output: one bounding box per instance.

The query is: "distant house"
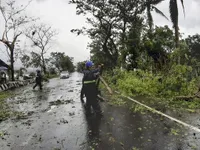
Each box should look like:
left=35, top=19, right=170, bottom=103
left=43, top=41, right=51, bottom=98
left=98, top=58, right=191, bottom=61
left=0, top=59, right=9, bottom=83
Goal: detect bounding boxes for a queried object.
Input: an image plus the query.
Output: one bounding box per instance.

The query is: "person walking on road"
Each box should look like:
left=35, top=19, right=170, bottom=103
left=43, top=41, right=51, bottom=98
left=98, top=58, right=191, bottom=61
left=82, top=61, right=103, bottom=117
left=33, top=70, right=43, bottom=90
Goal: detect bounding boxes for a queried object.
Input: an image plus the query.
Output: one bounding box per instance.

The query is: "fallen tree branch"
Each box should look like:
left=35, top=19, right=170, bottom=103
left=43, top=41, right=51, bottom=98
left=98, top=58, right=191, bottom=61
left=175, top=91, right=200, bottom=101
left=99, top=76, right=113, bottom=94
left=175, top=96, right=195, bottom=101
left=97, top=94, right=106, bottom=102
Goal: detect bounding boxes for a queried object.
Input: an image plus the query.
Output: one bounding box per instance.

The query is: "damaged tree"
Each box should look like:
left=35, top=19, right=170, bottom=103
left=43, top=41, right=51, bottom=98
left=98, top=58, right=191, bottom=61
left=25, top=24, right=58, bottom=74
left=0, top=0, right=35, bottom=81
left=69, top=0, right=145, bottom=69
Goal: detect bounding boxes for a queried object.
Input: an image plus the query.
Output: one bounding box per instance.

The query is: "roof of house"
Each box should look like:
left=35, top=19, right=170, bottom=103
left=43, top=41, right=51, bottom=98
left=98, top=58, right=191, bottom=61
left=0, top=59, right=9, bottom=68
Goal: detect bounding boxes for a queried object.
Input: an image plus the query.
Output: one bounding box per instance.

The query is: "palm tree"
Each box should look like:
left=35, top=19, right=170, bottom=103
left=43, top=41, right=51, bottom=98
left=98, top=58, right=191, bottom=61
left=145, top=0, right=168, bottom=32
left=169, top=0, right=185, bottom=48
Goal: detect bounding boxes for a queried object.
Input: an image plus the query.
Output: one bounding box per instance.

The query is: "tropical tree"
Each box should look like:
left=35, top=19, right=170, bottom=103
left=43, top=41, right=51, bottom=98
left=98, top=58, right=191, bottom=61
left=76, top=61, right=86, bottom=72
left=143, top=25, right=175, bottom=72
left=70, top=0, right=145, bottom=68
left=20, top=54, right=31, bottom=68
left=50, top=52, right=75, bottom=73
left=169, top=0, right=185, bottom=48
left=124, top=17, right=144, bottom=70
left=145, top=0, right=168, bottom=32
left=185, top=34, right=200, bottom=61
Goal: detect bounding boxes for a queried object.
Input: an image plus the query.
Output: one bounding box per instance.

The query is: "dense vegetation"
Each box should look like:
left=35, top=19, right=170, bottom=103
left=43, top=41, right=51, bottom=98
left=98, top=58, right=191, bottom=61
left=73, top=0, right=200, bottom=106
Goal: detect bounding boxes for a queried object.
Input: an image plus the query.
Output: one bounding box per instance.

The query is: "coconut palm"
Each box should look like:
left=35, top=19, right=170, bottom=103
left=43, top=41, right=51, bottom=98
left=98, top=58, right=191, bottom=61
left=169, top=0, right=185, bottom=48
left=145, top=0, right=168, bottom=32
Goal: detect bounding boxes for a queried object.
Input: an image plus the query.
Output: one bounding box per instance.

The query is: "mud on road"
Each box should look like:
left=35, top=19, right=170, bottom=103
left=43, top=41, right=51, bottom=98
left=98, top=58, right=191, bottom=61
left=0, top=72, right=199, bottom=150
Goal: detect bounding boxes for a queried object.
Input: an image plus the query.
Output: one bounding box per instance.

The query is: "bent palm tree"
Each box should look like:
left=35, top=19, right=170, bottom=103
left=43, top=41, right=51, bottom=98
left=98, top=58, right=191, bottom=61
left=146, top=0, right=168, bottom=32
left=169, top=0, right=185, bottom=48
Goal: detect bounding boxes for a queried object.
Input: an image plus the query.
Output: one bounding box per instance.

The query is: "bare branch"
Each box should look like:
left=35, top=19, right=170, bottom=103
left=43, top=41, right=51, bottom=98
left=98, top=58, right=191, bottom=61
left=6, top=0, right=33, bottom=21
left=25, top=24, right=58, bottom=74
left=12, top=32, right=22, bottom=45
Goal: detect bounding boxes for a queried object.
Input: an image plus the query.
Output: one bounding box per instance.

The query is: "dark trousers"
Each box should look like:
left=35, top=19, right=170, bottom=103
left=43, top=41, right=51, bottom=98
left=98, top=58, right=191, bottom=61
left=84, top=84, right=102, bottom=115
left=81, top=85, right=101, bottom=99
left=33, top=82, right=42, bottom=90
left=80, top=86, right=84, bottom=101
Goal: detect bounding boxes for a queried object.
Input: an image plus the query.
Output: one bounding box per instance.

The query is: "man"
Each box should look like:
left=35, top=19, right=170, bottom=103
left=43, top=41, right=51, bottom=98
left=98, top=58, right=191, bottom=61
left=33, top=70, right=42, bottom=90
left=82, top=61, right=102, bottom=117
left=80, top=63, right=103, bottom=103
left=0, top=72, right=6, bottom=84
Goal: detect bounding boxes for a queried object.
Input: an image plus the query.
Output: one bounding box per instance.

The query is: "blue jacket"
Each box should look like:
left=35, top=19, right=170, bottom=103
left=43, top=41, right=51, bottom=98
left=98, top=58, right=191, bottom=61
left=82, top=68, right=100, bottom=84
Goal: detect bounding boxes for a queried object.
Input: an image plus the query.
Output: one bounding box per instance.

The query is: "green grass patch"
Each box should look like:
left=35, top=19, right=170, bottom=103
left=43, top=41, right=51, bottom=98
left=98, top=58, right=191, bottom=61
left=170, top=128, right=180, bottom=136
left=47, top=74, right=59, bottom=79
left=168, top=98, right=200, bottom=111
left=43, top=74, right=59, bottom=82
left=129, top=104, right=147, bottom=114
left=0, top=92, right=13, bottom=121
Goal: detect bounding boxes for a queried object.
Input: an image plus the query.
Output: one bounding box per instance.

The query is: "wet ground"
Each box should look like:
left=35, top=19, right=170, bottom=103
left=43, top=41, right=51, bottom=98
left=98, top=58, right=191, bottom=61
left=0, top=72, right=199, bottom=150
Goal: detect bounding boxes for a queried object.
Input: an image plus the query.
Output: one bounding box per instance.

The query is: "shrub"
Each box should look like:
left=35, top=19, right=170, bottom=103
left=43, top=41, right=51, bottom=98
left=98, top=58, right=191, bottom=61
left=105, top=65, right=198, bottom=98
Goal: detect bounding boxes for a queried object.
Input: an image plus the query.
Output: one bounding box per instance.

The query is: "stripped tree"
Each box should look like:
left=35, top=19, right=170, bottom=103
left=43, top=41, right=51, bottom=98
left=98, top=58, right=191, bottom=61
left=25, top=24, right=58, bottom=74
left=0, top=0, right=35, bottom=81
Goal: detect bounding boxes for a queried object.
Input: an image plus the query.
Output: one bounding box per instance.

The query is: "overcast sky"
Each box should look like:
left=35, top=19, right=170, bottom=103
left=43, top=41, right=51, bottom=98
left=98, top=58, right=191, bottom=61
left=0, top=0, right=200, bottom=68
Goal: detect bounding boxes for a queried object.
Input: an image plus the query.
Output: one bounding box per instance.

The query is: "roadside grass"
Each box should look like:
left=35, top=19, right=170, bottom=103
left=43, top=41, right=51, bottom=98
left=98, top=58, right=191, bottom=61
left=46, top=74, right=59, bottom=79
left=101, top=69, right=200, bottom=113
left=43, top=74, right=59, bottom=82
left=0, top=92, right=13, bottom=121
left=100, top=81, right=200, bottom=113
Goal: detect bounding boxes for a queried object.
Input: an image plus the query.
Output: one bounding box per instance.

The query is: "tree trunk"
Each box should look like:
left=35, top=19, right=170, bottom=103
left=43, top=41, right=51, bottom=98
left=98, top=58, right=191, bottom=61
left=175, top=25, right=179, bottom=48
left=10, top=49, right=15, bottom=81
left=41, top=53, right=46, bottom=74
left=120, top=21, right=127, bottom=69
left=43, top=65, right=46, bottom=74
left=174, top=24, right=180, bottom=64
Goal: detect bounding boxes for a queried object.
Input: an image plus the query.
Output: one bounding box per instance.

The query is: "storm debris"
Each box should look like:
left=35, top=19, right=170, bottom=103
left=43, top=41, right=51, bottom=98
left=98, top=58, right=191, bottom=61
left=69, top=112, right=75, bottom=116
left=27, top=111, right=34, bottom=116
left=14, top=112, right=28, bottom=120
left=22, top=120, right=33, bottom=126
left=49, top=99, right=73, bottom=106
left=60, top=118, right=68, bottom=124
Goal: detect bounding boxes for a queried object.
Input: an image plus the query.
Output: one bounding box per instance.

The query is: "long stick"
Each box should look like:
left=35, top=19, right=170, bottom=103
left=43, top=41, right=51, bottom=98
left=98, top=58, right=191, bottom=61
left=99, top=76, right=113, bottom=94
left=96, top=66, right=103, bottom=89
left=97, top=94, right=106, bottom=102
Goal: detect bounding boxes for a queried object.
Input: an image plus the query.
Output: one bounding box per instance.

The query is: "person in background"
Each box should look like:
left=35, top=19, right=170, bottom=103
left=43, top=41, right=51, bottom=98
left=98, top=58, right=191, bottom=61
left=1, top=72, right=7, bottom=84
left=33, top=70, right=43, bottom=90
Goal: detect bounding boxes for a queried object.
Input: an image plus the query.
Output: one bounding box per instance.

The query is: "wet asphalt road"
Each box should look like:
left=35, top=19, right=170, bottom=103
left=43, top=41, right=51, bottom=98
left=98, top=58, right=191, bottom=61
left=0, top=72, right=200, bottom=150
